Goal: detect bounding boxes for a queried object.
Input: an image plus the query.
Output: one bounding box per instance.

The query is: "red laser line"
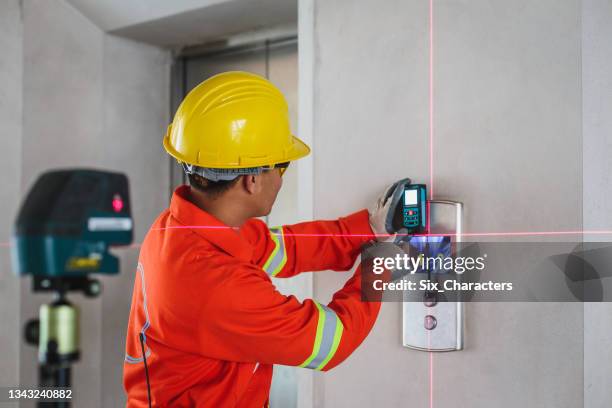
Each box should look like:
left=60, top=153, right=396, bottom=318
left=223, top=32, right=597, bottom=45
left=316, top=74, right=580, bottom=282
left=2, top=229, right=608, bottom=248
left=428, top=2, right=435, bottom=406
left=422, top=230, right=609, bottom=237
left=429, top=350, right=434, bottom=408
left=1, top=228, right=609, bottom=249
left=427, top=310, right=434, bottom=408
left=151, top=225, right=234, bottom=231
left=0, top=242, right=141, bottom=248
left=133, top=227, right=612, bottom=237
left=429, top=0, right=435, bottom=204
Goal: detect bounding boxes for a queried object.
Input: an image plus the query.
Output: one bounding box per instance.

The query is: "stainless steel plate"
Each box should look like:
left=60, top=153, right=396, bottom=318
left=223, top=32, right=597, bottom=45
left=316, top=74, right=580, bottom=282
left=402, top=200, right=464, bottom=351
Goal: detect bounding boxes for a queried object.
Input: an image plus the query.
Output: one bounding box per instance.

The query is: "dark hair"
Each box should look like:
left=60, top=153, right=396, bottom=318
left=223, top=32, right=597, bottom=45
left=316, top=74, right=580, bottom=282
left=188, top=174, right=241, bottom=196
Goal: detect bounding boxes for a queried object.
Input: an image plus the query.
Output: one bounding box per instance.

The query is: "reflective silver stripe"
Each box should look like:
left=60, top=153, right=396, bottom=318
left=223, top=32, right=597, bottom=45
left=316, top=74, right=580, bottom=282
left=124, top=262, right=152, bottom=364
left=124, top=349, right=151, bottom=364
left=263, top=227, right=287, bottom=277
left=302, top=305, right=344, bottom=370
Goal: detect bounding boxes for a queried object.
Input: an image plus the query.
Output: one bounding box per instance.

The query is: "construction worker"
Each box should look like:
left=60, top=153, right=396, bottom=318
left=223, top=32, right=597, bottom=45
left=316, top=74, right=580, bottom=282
left=123, top=71, right=395, bottom=407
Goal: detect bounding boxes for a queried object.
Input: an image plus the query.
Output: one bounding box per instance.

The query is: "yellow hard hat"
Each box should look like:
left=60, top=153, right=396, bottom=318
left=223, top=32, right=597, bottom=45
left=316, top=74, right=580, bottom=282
left=163, top=71, right=310, bottom=169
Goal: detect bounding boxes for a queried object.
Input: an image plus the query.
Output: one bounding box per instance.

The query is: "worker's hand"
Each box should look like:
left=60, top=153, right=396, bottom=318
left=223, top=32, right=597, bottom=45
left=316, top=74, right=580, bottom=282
left=368, top=182, right=397, bottom=241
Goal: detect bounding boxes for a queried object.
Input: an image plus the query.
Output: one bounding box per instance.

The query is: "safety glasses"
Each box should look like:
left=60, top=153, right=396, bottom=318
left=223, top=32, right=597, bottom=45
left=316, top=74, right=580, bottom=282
left=274, top=162, right=290, bottom=176
left=262, top=162, right=290, bottom=177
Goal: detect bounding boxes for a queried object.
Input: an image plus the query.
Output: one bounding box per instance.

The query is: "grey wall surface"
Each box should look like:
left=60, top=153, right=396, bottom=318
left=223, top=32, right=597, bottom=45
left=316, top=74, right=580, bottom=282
left=0, top=0, right=23, bottom=396
left=99, top=35, right=170, bottom=408
left=582, top=1, right=612, bottom=407
left=8, top=0, right=171, bottom=406
left=20, top=2, right=105, bottom=402
left=305, top=0, right=586, bottom=407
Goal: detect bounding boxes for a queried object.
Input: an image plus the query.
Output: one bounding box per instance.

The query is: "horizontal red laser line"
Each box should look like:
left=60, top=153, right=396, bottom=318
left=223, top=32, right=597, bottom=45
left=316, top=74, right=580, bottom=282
left=430, top=230, right=612, bottom=237
left=151, top=225, right=612, bottom=235
left=151, top=225, right=232, bottom=230
left=2, top=230, right=611, bottom=249
left=145, top=227, right=612, bottom=238
left=0, top=242, right=142, bottom=248
left=1, top=229, right=611, bottom=248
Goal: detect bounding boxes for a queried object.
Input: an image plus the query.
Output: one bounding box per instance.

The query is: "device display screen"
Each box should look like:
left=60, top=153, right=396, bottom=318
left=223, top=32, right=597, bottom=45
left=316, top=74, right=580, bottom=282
left=404, top=189, right=418, bottom=206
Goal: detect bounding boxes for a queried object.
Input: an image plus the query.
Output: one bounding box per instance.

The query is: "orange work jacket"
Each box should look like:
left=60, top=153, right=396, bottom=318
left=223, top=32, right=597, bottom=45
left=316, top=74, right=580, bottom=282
left=123, top=185, right=381, bottom=407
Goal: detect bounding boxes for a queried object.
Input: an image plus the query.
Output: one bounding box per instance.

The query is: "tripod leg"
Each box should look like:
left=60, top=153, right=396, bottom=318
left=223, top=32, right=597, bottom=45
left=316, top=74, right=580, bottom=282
left=37, top=364, right=71, bottom=408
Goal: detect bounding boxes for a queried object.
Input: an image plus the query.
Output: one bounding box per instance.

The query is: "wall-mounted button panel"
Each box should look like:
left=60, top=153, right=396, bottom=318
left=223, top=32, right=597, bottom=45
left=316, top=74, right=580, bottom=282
left=402, top=200, right=464, bottom=352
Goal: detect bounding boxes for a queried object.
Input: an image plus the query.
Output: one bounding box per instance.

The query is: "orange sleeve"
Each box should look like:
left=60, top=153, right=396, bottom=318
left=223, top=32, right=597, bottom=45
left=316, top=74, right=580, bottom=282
left=245, top=209, right=375, bottom=278
left=199, top=261, right=381, bottom=371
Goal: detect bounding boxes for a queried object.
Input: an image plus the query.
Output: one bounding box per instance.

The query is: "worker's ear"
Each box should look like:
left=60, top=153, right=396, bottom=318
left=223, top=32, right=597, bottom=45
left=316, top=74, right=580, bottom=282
left=242, top=174, right=263, bottom=195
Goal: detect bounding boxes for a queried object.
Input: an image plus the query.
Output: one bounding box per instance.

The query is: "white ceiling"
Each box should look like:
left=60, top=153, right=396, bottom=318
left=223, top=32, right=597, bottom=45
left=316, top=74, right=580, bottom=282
left=67, top=0, right=297, bottom=47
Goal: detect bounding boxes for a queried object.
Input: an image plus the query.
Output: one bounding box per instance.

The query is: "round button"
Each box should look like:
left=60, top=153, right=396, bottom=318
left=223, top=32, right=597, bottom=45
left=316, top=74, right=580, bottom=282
left=424, top=315, right=437, bottom=330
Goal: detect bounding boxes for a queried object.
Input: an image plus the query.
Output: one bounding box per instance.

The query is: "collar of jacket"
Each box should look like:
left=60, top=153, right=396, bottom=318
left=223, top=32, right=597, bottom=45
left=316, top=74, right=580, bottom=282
left=169, top=185, right=254, bottom=262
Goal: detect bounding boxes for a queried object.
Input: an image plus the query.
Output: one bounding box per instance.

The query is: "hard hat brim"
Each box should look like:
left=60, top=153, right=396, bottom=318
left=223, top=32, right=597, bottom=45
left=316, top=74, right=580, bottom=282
left=285, top=134, right=311, bottom=164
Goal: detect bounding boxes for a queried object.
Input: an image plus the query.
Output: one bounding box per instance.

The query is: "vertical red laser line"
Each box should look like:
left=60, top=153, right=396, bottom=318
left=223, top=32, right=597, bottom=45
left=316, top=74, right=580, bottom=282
left=429, top=0, right=434, bottom=203
left=429, top=350, right=434, bottom=408
left=428, top=1, right=435, bottom=408
left=427, top=324, right=433, bottom=408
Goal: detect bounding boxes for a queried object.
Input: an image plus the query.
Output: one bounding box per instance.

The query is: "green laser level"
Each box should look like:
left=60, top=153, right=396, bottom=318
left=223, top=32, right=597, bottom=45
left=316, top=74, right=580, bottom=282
left=12, top=169, right=133, bottom=407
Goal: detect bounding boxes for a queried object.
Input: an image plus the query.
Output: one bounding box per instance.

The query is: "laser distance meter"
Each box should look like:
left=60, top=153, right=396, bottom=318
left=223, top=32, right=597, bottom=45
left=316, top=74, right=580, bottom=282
left=401, top=184, right=427, bottom=232
left=385, top=178, right=427, bottom=235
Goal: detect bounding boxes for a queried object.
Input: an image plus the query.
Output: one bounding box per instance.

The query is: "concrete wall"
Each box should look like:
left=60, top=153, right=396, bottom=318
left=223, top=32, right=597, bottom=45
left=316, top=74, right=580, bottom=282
left=11, top=0, right=170, bottom=406
left=0, top=0, right=23, bottom=397
left=582, top=1, right=612, bottom=407
left=99, top=34, right=170, bottom=408
left=303, top=0, right=587, bottom=407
